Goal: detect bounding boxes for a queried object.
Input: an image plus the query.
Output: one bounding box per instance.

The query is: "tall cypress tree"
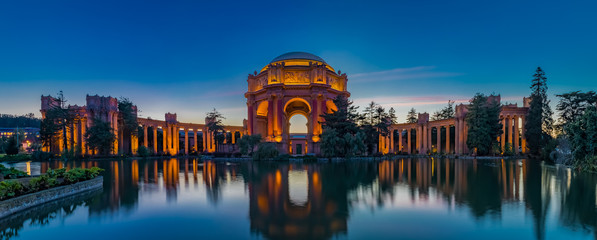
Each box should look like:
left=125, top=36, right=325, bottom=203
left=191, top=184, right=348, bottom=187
left=525, top=67, right=554, bottom=157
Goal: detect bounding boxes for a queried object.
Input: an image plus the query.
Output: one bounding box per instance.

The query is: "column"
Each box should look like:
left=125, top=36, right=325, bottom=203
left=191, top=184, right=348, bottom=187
left=437, top=126, right=441, bottom=153
left=514, top=115, right=520, bottom=154
left=247, top=102, right=254, bottom=135
left=521, top=116, right=527, bottom=153
left=507, top=116, right=513, bottom=150
left=501, top=117, right=506, bottom=152
left=81, top=119, right=86, bottom=155
left=184, top=128, right=189, bottom=155
left=267, top=98, right=274, bottom=138
left=407, top=129, right=412, bottom=154
left=416, top=126, right=421, bottom=153
left=461, top=119, right=469, bottom=154
left=175, top=126, right=180, bottom=154
left=446, top=125, right=450, bottom=154
left=194, top=130, right=198, bottom=152
left=202, top=128, right=207, bottom=152
left=232, top=131, right=236, bottom=144
left=422, top=125, right=427, bottom=153
left=390, top=129, right=395, bottom=153
left=162, top=127, right=167, bottom=154
left=166, top=125, right=171, bottom=154
left=398, top=129, right=403, bottom=153
left=455, top=120, right=460, bottom=154
left=153, top=127, right=158, bottom=154
left=143, top=125, right=148, bottom=148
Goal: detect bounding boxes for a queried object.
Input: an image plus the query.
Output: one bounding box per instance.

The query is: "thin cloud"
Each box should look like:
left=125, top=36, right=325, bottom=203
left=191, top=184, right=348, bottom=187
left=350, top=66, right=463, bottom=83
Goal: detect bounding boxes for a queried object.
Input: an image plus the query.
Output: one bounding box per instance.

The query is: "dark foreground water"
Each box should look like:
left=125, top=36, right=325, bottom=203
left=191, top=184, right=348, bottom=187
left=1, top=158, right=596, bottom=240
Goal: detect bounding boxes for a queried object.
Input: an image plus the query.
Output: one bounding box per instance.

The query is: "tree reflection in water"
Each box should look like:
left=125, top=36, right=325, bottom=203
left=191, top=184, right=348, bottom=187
left=1, top=158, right=596, bottom=240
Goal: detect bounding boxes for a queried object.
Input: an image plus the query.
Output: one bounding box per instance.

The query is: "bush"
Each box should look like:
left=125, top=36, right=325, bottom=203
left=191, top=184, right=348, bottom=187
left=28, top=174, right=57, bottom=191
left=63, top=168, right=86, bottom=184
left=0, top=180, right=25, bottom=200
left=46, top=168, right=66, bottom=178
left=503, top=143, right=514, bottom=156
left=137, top=146, right=150, bottom=158
left=253, top=143, right=279, bottom=160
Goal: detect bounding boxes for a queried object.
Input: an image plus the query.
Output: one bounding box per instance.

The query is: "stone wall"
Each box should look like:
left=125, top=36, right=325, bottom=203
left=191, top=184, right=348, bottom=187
left=0, top=176, right=103, bottom=219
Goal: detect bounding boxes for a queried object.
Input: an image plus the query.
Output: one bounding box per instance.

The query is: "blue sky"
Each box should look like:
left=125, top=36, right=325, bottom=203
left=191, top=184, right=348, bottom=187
left=1, top=0, right=596, bottom=127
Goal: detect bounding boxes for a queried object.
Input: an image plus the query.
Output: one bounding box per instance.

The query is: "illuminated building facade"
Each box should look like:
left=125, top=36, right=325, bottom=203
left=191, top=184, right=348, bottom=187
left=41, top=95, right=246, bottom=155
left=245, top=52, right=350, bottom=155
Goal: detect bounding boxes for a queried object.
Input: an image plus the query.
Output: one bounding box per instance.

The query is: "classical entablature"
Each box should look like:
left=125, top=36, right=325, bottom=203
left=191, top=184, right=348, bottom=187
left=381, top=95, right=530, bottom=155
left=245, top=52, right=350, bottom=155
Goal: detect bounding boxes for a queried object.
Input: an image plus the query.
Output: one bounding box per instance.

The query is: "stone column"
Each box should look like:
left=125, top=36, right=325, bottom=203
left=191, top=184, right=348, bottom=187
left=164, top=124, right=172, bottom=154
left=390, top=129, right=394, bottom=153
left=507, top=116, right=513, bottom=149
left=143, top=125, right=148, bottom=148
left=81, top=118, right=86, bottom=155
left=407, top=129, right=412, bottom=154
left=461, top=119, right=469, bottom=153
left=267, top=98, right=274, bottom=138
left=194, top=129, right=198, bottom=152
left=501, top=117, right=506, bottom=152
left=232, top=131, right=236, bottom=144
left=455, top=120, right=460, bottom=154
left=184, top=128, right=189, bottom=155
left=521, top=116, right=527, bottom=153
left=422, top=125, right=427, bottom=153
left=202, top=128, right=207, bottom=152
left=514, top=115, right=520, bottom=154
left=398, top=129, right=403, bottom=153
left=175, top=126, right=180, bottom=154
left=247, top=102, right=254, bottom=135
left=437, top=126, right=441, bottom=153
left=153, top=127, right=158, bottom=154
left=162, top=127, right=167, bottom=154
left=446, top=125, right=450, bottom=154
left=416, top=126, right=421, bottom=153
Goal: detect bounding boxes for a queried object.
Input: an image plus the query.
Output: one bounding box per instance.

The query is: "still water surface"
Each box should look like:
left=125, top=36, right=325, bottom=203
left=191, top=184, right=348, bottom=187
left=1, top=158, right=596, bottom=240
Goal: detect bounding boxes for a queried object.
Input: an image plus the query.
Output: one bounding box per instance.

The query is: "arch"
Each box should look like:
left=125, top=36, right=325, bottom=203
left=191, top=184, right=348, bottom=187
left=284, top=98, right=311, bottom=114
left=289, top=113, right=308, bottom=134
left=256, top=101, right=269, bottom=116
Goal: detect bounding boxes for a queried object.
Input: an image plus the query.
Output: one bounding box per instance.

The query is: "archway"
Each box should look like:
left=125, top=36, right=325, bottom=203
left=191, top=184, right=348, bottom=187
left=285, top=99, right=311, bottom=155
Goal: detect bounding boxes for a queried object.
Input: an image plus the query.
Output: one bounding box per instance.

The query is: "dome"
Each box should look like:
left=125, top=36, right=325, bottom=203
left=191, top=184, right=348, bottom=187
left=270, top=52, right=326, bottom=64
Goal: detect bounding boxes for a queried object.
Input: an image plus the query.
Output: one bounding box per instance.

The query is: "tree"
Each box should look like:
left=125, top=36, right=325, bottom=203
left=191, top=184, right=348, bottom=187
left=556, top=91, right=597, bottom=129
left=320, top=95, right=360, bottom=136
left=5, top=135, right=20, bottom=155
left=432, top=100, right=455, bottom=121
left=40, top=91, right=74, bottom=154
left=525, top=67, right=554, bottom=157
left=466, top=93, right=503, bottom=155
left=205, top=108, right=225, bottom=152
left=85, top=117, right=115, bottom=155
left=388, top=107, right=397, bottom=124
left=238, top=134, right=262, bottom=156
left=565, top=106, right=597, bottom=171
left=319, top=96, right=365, bottom=157
left=406, top=108, right=418, bottom=123
left=118, top=98, right=138, bottom=154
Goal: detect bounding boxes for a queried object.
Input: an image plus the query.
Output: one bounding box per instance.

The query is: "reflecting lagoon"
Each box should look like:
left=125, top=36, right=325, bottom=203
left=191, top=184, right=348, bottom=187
left=1, top=158, right=596, bottom=240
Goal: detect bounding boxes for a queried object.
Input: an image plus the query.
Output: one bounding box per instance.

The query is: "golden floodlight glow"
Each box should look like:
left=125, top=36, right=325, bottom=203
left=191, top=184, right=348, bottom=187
left=312, top=135, right=320, bottom=142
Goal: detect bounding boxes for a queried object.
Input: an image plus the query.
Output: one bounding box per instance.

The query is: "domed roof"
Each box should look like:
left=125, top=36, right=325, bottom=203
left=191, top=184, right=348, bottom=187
left=270, top=52, right=326, bottom=63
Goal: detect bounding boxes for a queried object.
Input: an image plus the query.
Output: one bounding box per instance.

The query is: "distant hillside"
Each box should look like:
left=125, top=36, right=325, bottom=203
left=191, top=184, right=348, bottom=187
left=0, top=113, right=41, bottom=128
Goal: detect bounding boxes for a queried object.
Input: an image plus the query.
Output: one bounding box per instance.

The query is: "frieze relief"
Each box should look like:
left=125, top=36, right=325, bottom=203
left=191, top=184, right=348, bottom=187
left=284, top=71, right=310, bottom=84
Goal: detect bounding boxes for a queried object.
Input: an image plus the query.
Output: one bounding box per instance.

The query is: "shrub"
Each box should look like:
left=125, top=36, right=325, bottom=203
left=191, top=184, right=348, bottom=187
left=137, top=146, right=150, bottom=158
left=0, top=180, right=24, bottom=200
left=253, top=142, right=279, bottom=160
left=46, top=168, right=66, bottom=178
left=274, top=154, right=290, bottom=161
left=28, top=174, right=57, bottom=191
left=63, top=168, right=86, bottom=184
left=85, top=167, right=104, bottom=179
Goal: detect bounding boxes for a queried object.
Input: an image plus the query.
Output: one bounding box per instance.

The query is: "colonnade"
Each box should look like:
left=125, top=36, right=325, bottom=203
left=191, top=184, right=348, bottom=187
left=138, top=118, right=245, bottom=155
left=500, top=115, right=526, bottom=154
left=380, top=113, right=527, bottom=155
